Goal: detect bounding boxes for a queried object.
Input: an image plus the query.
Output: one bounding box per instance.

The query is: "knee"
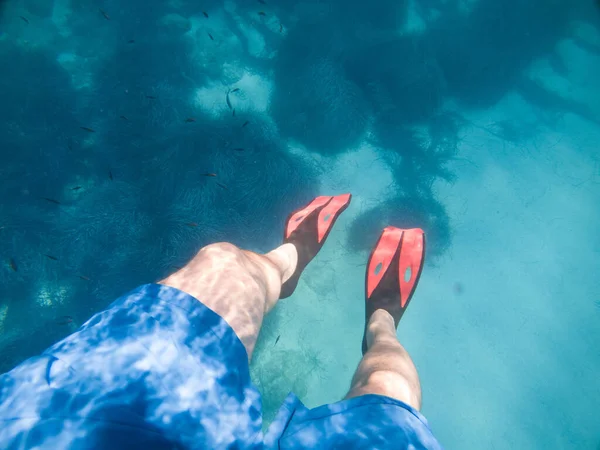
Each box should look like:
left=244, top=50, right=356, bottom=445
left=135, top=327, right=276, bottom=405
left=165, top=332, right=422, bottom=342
left=197, top=243, right=267, bottom=284
left=357, top=370, right=422, bottom=410
left=192, top=242, right=253, bottom=276
left=199, top=242, right=246, bottom=264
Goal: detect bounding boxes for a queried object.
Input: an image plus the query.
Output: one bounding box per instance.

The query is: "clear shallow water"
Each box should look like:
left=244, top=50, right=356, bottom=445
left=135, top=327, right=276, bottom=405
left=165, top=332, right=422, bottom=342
left=1, top=0, right=599, bottom=448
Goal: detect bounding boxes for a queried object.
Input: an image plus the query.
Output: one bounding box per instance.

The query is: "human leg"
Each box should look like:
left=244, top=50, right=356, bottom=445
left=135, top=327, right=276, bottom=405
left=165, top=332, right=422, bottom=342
left=158, top=194, right=352, bottom=361
left=266, top=309, right=434, bottom=449
left=347, top=226, right=426, bottom=410
left=159, top=241, right=297, bottom=361
left=344, top=308, right=422, bottom=409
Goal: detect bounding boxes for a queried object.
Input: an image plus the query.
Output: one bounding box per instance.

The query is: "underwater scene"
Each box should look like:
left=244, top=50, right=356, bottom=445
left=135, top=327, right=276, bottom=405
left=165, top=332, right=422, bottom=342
left=1, top=0, right=599, bottom=448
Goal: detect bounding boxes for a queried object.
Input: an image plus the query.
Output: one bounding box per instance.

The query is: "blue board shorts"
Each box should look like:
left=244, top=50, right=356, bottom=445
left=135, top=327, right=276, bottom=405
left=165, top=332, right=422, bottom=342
left=0, top=284, right=442, bottom=449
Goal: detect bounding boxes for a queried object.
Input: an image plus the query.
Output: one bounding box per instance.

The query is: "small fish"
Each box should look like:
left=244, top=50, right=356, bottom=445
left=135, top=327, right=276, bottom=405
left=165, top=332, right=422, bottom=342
left=127, top=39, right=135, bottom=44
left=80, top=126, right=95, bottom=133
left=258, top=0, right=267, bottom=4
left=186, top=222, right=198, bottom=227
left=109, top=170, right=113, bottom=181
left=185, top=117, right=196, bottom=123
left=146, top=95, right=157, bottom=99
left=275, top=335, right=280, bottom=345
left=226, top=91, right=232, bottom=109
left=45, top=254, right=58, bottom=261
left=171, top=265, right=183, bottom=271
left=232, top=108, right=236, bottom=117
left=20, top=16, right=29, bottom=24
left=78, top=275, right=91, bottom=281
left=216, top=182, right=228, bottom=190
left=279, top=22, right=283, bottom=33
left=232, top=148, right=245, bottom=152
left=242, top=121, right=250, bottom=128
left=56, top=315, right=73, bottom=325
left=208, top=32, right=214, bottom=41
left=8, top=258, right=17, bottom=272
left=43, top=197, right=61, bottom=205
left=71, top=186, right=82, bottom=191
left=258, top=11, right=266, bottom=17
left=119, top=115, right=129, bottom=121
left=201, top=173, right=217, bottom=177
left=230, top=88, right=240, bottom=93
left=100, top=9, right=110, bottom=20
left=203, top=11, right=209, bottom=18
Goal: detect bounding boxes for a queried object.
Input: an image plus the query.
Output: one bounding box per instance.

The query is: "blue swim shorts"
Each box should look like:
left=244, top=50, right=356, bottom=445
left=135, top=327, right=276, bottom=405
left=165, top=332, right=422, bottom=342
left=0, top=284, right=442, bottom=449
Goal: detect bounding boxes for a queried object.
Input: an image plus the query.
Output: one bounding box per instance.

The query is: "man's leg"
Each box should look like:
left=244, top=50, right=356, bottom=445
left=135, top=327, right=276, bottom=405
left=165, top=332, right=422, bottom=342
left=159, top=195, right=351, bottom=362
left=345, top=308, right=422, bottom=410
left=159, top=242, right=297, bottom=361
left=266, top=307, right=439, bottom=449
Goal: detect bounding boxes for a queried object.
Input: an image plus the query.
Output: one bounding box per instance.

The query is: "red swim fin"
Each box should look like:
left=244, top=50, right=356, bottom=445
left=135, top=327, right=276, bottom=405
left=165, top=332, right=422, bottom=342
left=362, top=227, right=425, bottom=355
left=280, top=194, right=352, bottom=298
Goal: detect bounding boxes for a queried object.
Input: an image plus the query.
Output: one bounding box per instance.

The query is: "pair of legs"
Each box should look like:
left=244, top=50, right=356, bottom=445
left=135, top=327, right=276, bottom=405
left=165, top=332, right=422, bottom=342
left=159, top=241, right=422, bottom=410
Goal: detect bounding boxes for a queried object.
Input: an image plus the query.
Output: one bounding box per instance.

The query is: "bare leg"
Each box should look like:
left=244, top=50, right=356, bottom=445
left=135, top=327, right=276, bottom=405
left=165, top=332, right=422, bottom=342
left=345, top=309, right=422, bottom=410
left=159, top=242, right=297, bottom=362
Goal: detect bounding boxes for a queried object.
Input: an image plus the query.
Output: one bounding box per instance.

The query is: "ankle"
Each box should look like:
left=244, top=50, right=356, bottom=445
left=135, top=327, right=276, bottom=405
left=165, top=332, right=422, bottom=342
left=366, top=309, right=397, bottom=350
left=265, top=243, right=298, bottom=284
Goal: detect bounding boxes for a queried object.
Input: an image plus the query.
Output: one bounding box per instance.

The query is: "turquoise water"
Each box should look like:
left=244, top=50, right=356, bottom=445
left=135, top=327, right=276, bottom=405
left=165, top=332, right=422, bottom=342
left=1, top=0, right=599, bottom=448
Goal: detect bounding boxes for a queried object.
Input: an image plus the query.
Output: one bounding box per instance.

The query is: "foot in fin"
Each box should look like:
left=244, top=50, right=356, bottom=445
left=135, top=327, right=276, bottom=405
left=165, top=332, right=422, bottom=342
left=280, top=194, right=352, bottom=299
left=361, top=227, right=426, bottom=355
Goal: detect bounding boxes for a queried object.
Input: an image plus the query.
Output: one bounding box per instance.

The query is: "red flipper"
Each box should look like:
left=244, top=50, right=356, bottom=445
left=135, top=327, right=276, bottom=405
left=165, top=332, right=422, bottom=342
left=280, top=194, right=352, bottom=299
left=362, top=227, right=425, bottom=355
